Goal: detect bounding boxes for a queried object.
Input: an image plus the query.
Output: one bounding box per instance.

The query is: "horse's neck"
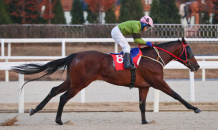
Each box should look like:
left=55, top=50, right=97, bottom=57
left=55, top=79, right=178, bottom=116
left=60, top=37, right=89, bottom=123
left=158, top=42, right=183, bottom=65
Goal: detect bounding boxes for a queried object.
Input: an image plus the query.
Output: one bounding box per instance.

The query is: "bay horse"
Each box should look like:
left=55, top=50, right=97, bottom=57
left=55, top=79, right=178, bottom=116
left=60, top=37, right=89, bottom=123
left=180, top=2, right=200, bottom=25
left=12, top=37, right=201, bottom=125
left=181, top=1, right=212, bottom=24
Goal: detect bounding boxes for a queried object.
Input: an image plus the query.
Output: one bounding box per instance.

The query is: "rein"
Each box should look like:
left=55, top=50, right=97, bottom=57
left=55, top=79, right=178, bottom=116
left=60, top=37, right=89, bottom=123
left=138, top=47, right=165, bottom=67
left=138, top=42, right=189, bottom=67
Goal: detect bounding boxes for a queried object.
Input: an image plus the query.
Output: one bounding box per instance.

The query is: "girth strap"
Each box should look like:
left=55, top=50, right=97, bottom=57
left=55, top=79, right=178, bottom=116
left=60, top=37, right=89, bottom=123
left=129, top=69, right=136, bottom=89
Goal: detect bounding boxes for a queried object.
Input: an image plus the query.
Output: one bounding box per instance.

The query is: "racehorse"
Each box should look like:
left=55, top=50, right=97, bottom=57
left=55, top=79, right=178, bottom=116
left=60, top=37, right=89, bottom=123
left=180, top=2, right=200, bottom=24
left=12, top=37, right=201, bottom=125
left=180, top=1, right=212, bottom=25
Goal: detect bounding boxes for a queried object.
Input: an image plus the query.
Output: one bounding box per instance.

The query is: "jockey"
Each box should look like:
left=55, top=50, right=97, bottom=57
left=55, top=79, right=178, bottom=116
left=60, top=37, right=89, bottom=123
left=111, top=16, right=154, bottom=69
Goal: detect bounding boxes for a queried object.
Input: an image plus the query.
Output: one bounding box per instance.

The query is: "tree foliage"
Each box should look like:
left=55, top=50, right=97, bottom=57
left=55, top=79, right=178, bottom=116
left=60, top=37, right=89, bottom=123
left=4, top=0, right=41, bottom=24
left=152, top=0, right=180, bottom=24
left=149, top=0, right=160, bottom=23
left=51, top=0, right=66, bottom=24
left=211, top=0, right=218, bottom=24
left=0, top=0, right=12, bottom=24
left=201, top=10, right=211, bottom=24
left=39, top=0, right=56, bottom=22
left=4, top=0, right=67, bottom=24
left=84, top=0, right=116, bottom=13
left=71, top=0, right=84, bottom=24
left=119, top=0, right=144, bottom=22
left=84, top=0, right=116, bottom=23
left=4, top=0, right=56, bottom=24
left=105, top=6, right=116, bottom=23
left=86, top=5, right=98, bottom=23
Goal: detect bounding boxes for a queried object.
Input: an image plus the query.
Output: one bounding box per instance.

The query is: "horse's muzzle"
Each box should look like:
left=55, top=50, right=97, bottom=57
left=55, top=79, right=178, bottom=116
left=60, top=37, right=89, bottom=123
left=196, top=65, right=200, bottom=71
left=187, top=62, right=200, bottom=72
left=191, top=64, right=200, bottom=72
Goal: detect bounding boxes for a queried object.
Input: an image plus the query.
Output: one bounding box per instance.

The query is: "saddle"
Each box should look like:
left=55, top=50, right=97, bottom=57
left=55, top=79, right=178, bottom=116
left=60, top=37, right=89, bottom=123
left=110, top=47, right=142, bottom=70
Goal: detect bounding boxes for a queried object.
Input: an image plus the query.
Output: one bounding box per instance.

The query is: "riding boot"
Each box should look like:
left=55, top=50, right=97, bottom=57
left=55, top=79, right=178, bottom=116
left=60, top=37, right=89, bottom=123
left=123, top=53, right=136, bottom=69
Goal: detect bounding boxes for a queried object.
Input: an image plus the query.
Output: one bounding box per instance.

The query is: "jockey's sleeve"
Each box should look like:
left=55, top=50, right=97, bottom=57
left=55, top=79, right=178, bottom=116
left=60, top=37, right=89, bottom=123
left=133, top=33, right=147, bottom=44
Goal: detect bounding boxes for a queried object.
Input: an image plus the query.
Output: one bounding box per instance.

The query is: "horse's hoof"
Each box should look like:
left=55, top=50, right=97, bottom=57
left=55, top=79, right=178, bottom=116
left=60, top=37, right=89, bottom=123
left=142, top=121, right=148, bottom=124
left=56, top=120, right=64, bottom=125
left=29, top=109, right=35, bottom=116
left=194, top=108, right=201, bottom=113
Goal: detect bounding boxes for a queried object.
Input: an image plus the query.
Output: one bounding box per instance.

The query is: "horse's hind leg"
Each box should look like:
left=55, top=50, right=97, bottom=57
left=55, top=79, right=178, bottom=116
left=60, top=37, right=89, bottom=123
left=55, top=85, right=84, bottom=125
left=30, top=79, right=70, bottom=116
left=138, top=88, right=149, bottom=124
left=154, top=79, right=201, bottom=113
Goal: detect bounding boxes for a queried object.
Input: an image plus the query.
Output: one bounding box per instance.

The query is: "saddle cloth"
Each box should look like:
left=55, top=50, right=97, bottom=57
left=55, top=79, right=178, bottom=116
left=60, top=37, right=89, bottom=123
left=110, top=47, right=142, bottom=70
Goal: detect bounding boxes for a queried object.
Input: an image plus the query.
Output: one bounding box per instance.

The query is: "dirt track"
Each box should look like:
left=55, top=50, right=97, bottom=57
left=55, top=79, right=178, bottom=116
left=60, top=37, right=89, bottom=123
left=0, top=112, right=218, bottom=130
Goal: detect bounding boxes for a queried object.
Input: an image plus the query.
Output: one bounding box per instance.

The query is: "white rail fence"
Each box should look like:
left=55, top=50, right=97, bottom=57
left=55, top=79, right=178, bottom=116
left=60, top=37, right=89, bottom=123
left=1, top=38, right=218, bottom=113
left=1, top=38, right=218, bottom=82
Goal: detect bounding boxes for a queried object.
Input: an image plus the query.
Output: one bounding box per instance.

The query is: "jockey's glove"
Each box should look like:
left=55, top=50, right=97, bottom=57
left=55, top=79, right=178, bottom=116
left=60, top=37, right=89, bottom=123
left=146, top=41, right=153, bottom=47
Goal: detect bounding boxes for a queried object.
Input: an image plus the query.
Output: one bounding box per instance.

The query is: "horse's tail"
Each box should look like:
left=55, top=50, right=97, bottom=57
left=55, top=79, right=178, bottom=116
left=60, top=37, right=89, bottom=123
left=12, top=53, right=77, bottom=88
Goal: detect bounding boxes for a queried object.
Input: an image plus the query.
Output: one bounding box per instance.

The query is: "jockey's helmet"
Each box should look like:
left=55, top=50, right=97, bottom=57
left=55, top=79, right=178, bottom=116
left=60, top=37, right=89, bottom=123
left=140, top=16, right=154, bottom=30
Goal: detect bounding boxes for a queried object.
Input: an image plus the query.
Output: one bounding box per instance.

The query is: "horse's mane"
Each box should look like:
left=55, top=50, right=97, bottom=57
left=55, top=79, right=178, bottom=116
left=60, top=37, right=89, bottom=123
left=140, top=39, right=181, bottom=51
left=155, top=39, right=181, bottom=47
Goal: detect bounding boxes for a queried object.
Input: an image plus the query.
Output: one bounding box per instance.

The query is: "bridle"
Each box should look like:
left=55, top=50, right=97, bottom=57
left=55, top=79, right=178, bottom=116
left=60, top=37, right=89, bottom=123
left=138, top=41, right=193, bottom=66
left=153, top=42, right=190, bottom=64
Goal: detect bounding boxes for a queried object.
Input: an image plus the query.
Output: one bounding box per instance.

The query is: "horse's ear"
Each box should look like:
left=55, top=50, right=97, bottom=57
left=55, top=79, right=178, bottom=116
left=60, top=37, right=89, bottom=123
left=182, top=37, right=187, bottom=44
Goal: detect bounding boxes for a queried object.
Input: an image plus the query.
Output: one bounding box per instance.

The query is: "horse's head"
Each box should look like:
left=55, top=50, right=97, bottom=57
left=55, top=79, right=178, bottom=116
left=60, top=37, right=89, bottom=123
left=180, top=37, right=200, bottom=72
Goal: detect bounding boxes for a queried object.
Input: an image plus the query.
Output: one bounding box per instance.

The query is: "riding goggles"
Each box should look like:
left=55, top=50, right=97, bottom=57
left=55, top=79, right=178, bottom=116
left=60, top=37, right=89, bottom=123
left=140, top=22, right=152, bottom=31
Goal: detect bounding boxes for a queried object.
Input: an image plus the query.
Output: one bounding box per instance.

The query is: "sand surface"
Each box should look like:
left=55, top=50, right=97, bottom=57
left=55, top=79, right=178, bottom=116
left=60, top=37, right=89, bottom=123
left=0, top=81, right=217, bottom=129
left=0, top=112, right=218, bottom=130
left=0, top=80, right=218, bottom=103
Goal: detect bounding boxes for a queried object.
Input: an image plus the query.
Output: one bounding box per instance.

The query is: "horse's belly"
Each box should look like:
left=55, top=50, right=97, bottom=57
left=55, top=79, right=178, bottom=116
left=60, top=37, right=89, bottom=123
left=101, top=70, right=150, bottom=88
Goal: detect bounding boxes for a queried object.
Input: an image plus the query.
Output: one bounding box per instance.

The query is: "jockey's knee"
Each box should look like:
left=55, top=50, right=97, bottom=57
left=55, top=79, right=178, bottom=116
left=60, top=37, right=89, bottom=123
left=123, top=45, right=131, bottom=53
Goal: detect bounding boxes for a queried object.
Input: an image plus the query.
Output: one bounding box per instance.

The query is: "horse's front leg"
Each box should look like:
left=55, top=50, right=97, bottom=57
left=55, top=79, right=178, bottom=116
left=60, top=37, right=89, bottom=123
left=138, top=88, right=150, bottom=124
left=153, top=79, right=201, bottom=113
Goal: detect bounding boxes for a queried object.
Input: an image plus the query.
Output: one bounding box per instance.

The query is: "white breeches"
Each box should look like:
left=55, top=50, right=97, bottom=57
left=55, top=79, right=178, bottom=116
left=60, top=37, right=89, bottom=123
left=111, top=26, right=131, bottom=53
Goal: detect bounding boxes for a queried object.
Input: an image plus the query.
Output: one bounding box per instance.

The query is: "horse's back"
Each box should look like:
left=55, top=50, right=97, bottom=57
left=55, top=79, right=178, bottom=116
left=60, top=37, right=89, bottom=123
left=69, top=51, right=113, bottom=80
left=71, top=51, right=110, bottom=67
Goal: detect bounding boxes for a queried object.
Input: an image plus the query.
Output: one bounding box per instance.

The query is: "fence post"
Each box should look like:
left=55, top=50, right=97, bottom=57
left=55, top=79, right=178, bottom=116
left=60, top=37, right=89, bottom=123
left=202, top=59, right=205, bottom=81
left=184, top=25, right=186, bottom=38
left=5, top=43, right=11, bottom=82
left=153, top=89, right=160, bottom=112
left=217, top=24, right=218, bottom=38
left=189, top=70, right=195, bottom=102
left=1, top=39, right=4, bottom=57
left=18, top=74, right=24, bottom=113
left=62, top=39, right=65, bottom=57
left=8, top=43, right=11, bottom=56
left=80, top=88, right=85, bottom=103
left=115, top=42, right=118, bottom=53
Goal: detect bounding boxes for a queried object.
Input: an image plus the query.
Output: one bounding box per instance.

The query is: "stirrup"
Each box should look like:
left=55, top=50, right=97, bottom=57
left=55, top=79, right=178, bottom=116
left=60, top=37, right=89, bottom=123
left=124, top=65, right=136, bottom=69
left=124, top=61, right=136, bottom=69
